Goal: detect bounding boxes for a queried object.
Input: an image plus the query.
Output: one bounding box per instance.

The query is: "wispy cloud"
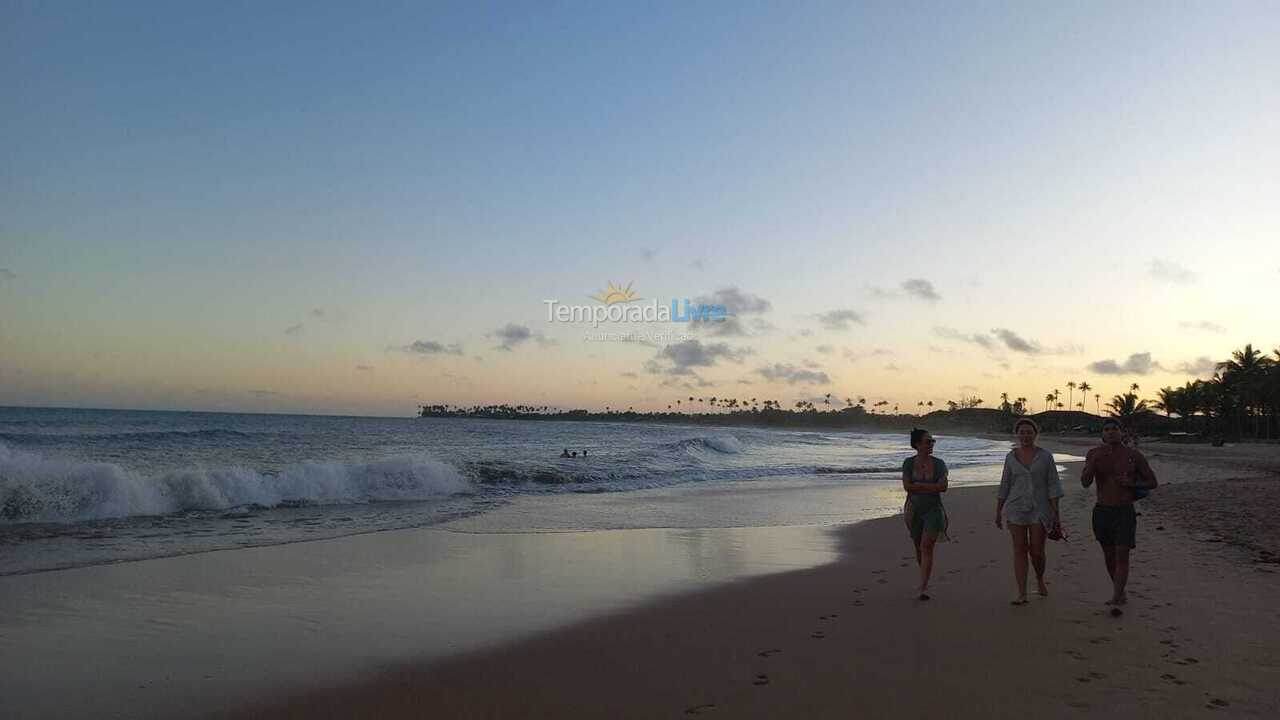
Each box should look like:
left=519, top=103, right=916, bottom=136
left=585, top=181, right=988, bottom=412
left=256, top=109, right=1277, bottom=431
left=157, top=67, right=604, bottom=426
left=1178, top=320, right=1226, bottom=334
left=404, top=339, right=464, bottom=356
left=0, top=268, right=17, bottom=281
left=355, top=364, right=374, bottom=372
left=1087, top=352, right=1163, bottom=375
left=489, top=323, right=555, bottom=351
left=757, top=363, right=831, bottom=385
left=842, top=347, right=893, bottom=361
left=284, top=323, right=304, bottom=336
left=689, top=287, right=773, bottom=337
left=652, top=339, right=752, bottom=373
left=991, top=328, right=1043, bottom=354
left=815, top=344, right=834, bottom=354
left=901, top=278, right=940, bottom=302
left=1175, top=356, right=1216, bottom=376
left=248, top=389, right=279, bottom=398
left=1150, top=258, right=1196, bottom=284
left=816, top=309, right=864, bottom=331
left=933, top=326, right=994, bottom=349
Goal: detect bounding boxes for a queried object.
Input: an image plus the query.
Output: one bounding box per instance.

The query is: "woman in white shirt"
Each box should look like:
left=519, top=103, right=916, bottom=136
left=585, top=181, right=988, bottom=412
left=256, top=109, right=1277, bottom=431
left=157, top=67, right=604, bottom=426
left=995, top=418, right=1064, bottom=605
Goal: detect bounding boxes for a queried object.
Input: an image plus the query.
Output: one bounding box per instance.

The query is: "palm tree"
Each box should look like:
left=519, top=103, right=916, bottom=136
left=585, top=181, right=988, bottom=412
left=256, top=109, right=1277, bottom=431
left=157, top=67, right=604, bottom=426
left=1078, top=381, right=1092, bottom=413
left=1044, top=393, right=1054, bottom=412
left=1094, top=393, right=1101, bottom=415
left=1067, top=381, right=1076, bottom=412
left=1107, top=392, right=1149, bottom=419
left=1130, top=383, right=1140, bottom=394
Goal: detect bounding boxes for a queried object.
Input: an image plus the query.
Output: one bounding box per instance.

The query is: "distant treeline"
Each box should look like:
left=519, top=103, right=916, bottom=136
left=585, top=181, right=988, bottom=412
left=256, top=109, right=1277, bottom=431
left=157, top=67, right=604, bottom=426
left=419, top=344, right=1280, bottom=441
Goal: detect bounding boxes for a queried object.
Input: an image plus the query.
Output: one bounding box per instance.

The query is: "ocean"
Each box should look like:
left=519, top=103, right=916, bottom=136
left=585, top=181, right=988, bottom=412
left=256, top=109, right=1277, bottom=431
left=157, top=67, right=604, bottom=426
left=0, top=407, right=1013, bottom=576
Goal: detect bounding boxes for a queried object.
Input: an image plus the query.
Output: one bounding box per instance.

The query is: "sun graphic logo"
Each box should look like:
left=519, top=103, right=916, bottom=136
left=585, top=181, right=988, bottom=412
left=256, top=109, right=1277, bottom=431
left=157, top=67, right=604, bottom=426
left=591, top=281, right=640, bottom=305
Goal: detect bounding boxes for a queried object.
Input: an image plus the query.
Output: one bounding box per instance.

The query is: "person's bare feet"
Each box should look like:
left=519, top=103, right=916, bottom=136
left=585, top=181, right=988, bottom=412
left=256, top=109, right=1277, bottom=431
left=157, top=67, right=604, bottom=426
left=1011, top=596, right=1028, bottom=606
left=1036, top=578, right=1049, bottom=596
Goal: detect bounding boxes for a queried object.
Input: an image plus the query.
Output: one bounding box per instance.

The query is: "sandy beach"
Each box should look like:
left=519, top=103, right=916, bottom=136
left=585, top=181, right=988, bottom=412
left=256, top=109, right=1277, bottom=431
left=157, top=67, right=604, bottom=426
left=214, top=441, right=1280, bottom=719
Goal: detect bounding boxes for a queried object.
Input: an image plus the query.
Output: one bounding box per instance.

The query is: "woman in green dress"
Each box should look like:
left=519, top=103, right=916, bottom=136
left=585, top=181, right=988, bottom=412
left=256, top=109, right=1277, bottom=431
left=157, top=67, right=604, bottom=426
left=903, top=428, right=948, bottom=600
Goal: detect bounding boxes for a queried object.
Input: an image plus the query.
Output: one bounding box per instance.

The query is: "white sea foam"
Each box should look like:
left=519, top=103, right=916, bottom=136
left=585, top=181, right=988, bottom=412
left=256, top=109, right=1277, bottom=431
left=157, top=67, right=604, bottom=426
left=0, top=441, right=471, bottom=524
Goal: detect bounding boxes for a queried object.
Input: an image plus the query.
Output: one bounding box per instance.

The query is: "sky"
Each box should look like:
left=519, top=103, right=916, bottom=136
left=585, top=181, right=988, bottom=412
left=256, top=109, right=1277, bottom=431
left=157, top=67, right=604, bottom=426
left=2, top=1, right=1278, bottom=417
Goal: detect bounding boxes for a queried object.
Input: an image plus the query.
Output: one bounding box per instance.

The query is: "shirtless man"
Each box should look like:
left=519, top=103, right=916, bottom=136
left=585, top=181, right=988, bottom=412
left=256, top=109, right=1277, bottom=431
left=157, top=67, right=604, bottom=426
left=1081, top=418, right=1158, bottom=610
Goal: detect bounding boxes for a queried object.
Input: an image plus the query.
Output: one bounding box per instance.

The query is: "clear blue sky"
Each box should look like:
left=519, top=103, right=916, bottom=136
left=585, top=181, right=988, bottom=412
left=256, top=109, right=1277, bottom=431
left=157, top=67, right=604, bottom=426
left=2, top=1, right=1277, bottom=415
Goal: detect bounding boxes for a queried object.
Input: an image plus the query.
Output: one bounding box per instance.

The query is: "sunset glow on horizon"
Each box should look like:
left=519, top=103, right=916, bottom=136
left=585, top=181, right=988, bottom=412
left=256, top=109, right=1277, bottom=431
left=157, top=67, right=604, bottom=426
left=3, top=2, right=1278, bottom=417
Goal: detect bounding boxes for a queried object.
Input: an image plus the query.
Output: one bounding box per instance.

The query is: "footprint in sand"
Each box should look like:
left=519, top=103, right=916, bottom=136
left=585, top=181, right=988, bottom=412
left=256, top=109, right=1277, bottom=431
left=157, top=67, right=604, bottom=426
left=851, top=599, right=865, bottom=607
left=752, top=674, right=770, bottom=686
left=684, top=704, right=716, bottom=715
left=811, top=631, right=826, bottom=639
left=876, top=578, right=888, bottom=584
left=1160, top=673, right=1179, bottom=682
left=1206, top=698, right=1229, bottom=709
left=1174, top=657, right=1199, bottom=665
left=757, top=648, right=781, bottom=658
left=1087, top=672, right=1106, bottom=680
left=1089, top=636, right=1113, bottom=645
left=1064, top=650, right=1088, bottom=660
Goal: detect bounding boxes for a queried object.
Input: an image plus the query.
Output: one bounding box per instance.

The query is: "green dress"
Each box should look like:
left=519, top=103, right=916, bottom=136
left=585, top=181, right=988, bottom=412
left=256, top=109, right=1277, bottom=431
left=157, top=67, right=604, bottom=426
left=903, top=456, right=949, bottom=541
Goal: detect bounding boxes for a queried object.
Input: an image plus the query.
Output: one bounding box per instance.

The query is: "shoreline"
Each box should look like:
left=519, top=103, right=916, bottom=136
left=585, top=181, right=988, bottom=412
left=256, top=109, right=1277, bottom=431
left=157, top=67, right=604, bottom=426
left=223, top=453, right=1280, bottom=719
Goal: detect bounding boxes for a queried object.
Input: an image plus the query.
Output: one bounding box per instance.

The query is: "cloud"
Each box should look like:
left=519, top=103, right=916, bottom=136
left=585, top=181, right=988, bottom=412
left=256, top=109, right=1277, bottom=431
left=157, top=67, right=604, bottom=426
left=991, top=328, right=1043, bottom=354
left=689, top=287, right=772, bottom=337
left=248, top=389, right=279, bottom=398
left=620, top=371, right=639, bottom=379
left=816, top=309, right=864, bottom=331
left=815, top=344, right=834, bottom=354
left=355, top=365, right=374, bottom=372
left=404, top=340, right=465, bottom=356
left=756, top=363, right=831, bottom=385
left=640, top=248, right=657, bottom=262
left=934, top=326, right=995, bottom=349
left=1150, top=258, right=1196, bottom=284
left=1178, top=320, right=1226, bottom=334
left=489, top=323, right=555, bottom=351
left=309, top=308, right=326, bottom=318
left=842, top=347, right=893, bottom=361
left=1175, top=356, right=1217, bottom=376
left=901, top=278, right=940, bottom=302
left=284, top=323, right=304, bottom=336
left=0, top=268, right=16, bottom=281
left=657, top=339, right=752, bottom=371
left=1087, top=352, right=1163, bottom=375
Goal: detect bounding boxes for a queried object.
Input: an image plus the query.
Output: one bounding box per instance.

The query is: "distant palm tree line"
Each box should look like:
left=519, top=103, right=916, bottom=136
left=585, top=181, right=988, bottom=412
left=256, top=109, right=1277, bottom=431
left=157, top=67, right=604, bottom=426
left=1151, top=343, right=1280, bottom=440
left=419, top=344, right=1280, bottom=440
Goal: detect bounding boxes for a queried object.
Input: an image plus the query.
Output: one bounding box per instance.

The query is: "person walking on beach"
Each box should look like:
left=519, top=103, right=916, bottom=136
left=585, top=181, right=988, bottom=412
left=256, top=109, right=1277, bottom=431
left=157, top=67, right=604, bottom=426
left=902, top=428, right=948, bottom=601
left=1081, top=418, right=1158, bottom=610
left=995, top=418, right=1064, bottom=605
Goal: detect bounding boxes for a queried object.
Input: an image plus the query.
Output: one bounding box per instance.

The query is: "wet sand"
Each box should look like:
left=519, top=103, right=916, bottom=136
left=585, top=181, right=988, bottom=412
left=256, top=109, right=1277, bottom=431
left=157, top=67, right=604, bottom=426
left=222, top=448, right=1280, bottom=719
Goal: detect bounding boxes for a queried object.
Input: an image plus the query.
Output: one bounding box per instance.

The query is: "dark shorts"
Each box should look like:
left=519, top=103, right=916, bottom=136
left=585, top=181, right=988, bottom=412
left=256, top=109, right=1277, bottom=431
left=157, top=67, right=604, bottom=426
left=1092, top=503, right=1137, bottom=548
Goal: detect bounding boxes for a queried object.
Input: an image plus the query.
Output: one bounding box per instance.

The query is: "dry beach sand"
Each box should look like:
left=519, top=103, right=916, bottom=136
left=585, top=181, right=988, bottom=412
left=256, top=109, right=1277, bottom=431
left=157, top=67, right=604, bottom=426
left=224, top=441, right=1280, bottom=719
